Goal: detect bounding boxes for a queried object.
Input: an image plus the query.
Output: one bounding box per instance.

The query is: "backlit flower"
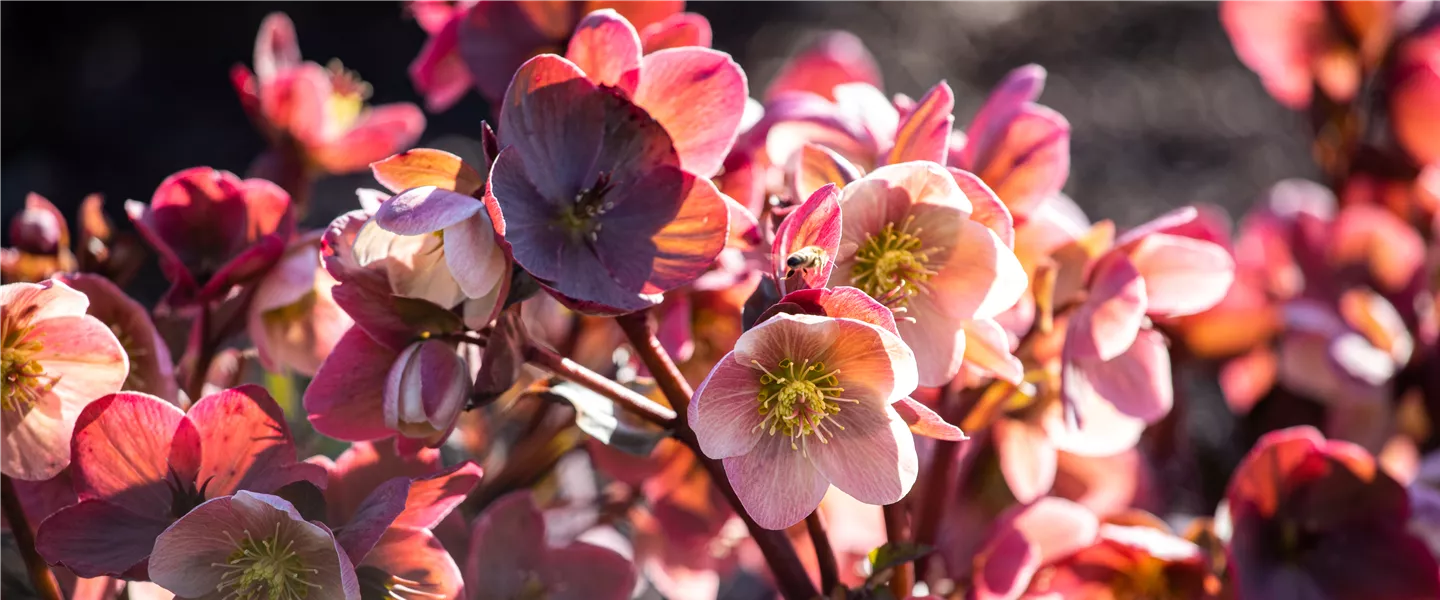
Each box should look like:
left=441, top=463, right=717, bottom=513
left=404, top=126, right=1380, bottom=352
left=233, top=13, right=424, bottom=175
left=55, top=273, right=176, bottom=402
left=148, top=491, right=359, bottom=600
left=690, top=312, right=919, bottom=529
left=246, top=235, right=352, bottom=377
left=0, top=279, right=127, bottom=480
left=36, top=387, right=325, bottom=578
left=1221, top=0, right=1393, bottom=109
left=487, top=54, right=730, bottom=314
left=950, top=64, right=1070, bottom=221
left=827, top=161, right=1027, bottom=386
left=125, top=167, right=294, bottom=307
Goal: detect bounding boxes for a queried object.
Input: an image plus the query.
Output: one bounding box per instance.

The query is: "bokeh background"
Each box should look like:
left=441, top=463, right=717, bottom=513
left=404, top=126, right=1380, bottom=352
left=1, top=1, right=1311, bottom=513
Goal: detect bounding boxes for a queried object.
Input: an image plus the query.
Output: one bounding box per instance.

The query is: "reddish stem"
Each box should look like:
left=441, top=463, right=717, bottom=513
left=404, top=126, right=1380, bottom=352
left=615, top=311, right=818, bottom=600
left=183, top=303, right=214, bottom=402
left=884, top=502, right=914, bottom=597
left=524, top=343, right=677, bottom=427
left=807, top=510, right=840, bottom=595
left=2, top=475, right=61, bottom=600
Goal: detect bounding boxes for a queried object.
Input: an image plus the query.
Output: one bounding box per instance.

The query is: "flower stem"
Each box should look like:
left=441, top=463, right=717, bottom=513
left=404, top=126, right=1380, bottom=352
left=615, top=311, right=818, bottom=600
left=184, top=302, right=214, bottom=403
left=915, top=384, right=972, bottom=582
left=524, top=343, right=677, bottom=427
left=806, top=510, right=840, bottom=594
left=883, top=502, right=913, bottom=597
left=1, top=475, right=61, bottom=600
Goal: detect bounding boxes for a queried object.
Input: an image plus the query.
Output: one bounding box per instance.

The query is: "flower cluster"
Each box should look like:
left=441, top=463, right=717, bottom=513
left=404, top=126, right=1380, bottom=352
left=7, top=3, right=1440, bottom=600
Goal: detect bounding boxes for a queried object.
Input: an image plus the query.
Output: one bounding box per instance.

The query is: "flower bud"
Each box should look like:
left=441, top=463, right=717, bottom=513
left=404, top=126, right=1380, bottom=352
left=384, top=339, right=471, bottom=446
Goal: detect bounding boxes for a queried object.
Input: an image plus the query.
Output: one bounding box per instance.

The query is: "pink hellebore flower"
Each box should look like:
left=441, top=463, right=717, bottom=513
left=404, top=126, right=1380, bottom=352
left=0, top=279, right=128, bottom=480
left=125, top=167, right=294, bottom=307
left=453, top=1, right=691, bottom=105
left=950, top=65, right=1071, bottom=221
left=148, top=491, right=359, bottom=600
left=488, top=53, right=731, bottom=314
left=1221, top=0, right=1395, bottom=109
left=246, top=235, right=353, bottom=377
left=828, top=161, right=1028, bottom=387
left=764, top=31, right=883, bottom=102
left=690, top=310, right=920, bottom=530
left=35, top=387, right=325, bottom=578
left=467, top=491, right=637, bottom=600
left=1060, top=207, right=1234, bottom=455
left=233, top=13, right=425, bottom=174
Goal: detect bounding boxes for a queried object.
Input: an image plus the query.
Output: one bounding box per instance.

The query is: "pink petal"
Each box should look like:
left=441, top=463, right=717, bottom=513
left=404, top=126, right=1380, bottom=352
left=596, top=174, right=730, bottom=295
left=773, top=183, right=842, bottom=293
left=260, top=64, right=330, bottom=147
left=313, top=103, right=428, bottom=175
left=788, top=142, right=862, bottom=204
left=765, top=31, right=882, bottom=101
left=1330, top=204, right=1426, bottom=293
left=35, top=500, right=173, bottom=578
left=253, top=12, right=300, bottom=84
left=689, top=353, right=766, bottom=459
left=1080, top=329, right=1173, bottom=424
left=1393, top=51, right=1440, bottom=164
left=1006, top=497, right=1101, bottom=564
left=927, top=218, right=1028, bottom=321
left=375, top=187, right=484, bottom=236
left=1067, top=254, right=1147, bottom=362
left=994, top=419, right=1057, bottom=504
left=949, top=167, right=1015, bottom=249
left=633, top=48, right=748, bottom=178
left=1113, top=206, right=1199, bottom=249
left=467, top=492, right=549, bottom=599
left=895, top=295, right=968, bottom=387
left=960, top=64, right=1047, bottom=171
left=321, top=440, right=441, bottom=524
left=894, top=396, right=967, bottom=441
left=723, top=434, right=830, bottom=530
left=443, top=212, right=506, bottom=299
left=565, top=9, right=642, bottom=93
left=544, top=541, right=639, bottom=600
left=336, top=477, right=409, bottom=564
left=69, top=393, right=184, bottom=517
left=1126, top=233, right=1235, bottom=317
left=639, top=12, right=712, bottom=53
left=1, top=278, right=89, bottom=322
left=395, top=461, right=483, bottom=530
left=1219, top=0, right=1326, bottom=109
left=817, top=286, right=899, bottom=336
left=962, top=318, right=1024, bottom=384
left=974, top=106, right=1070, bottom=218
left=361, top=527, right=464, bottom=600
left=808, top=402, right=917, bottom=505
left=190, top=384, right=325, bottom=496
left=972, top=526, right=1041, bottom=600
left=1220, top=347, right=1279, bottom=415
left=884, top=81, right=954, bottom=165
left=193, top=233, right=289, bottom=303
left=59, top=275, right=175, bottom=400
left=408, top=12, right=474, bottom=113
left=372, top=149, right=486, bottom=197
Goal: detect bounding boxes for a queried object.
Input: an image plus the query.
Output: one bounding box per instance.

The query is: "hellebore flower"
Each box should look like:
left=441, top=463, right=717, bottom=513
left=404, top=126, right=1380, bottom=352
left=1221, top=0, right=1395, bottom=109
left=148, top=491, right=359, bottom=600
left=455, top=1, right=688, bottom=105
left=488, top=54, right=730, bottom=314
left=827, top=161, right=1027, bottom=386
left=764, top=30, right=883, bottom=101
left=125, top=167, right=294, bottom=307
left=55, top=273, right=176, bottom=402
left=1, top=193, right=76, bottom=282
left=689, top=311, right=920, bottom=529
left=951, top=64, right=1070, bottom=221
left=246, top=235, right=353, bottom=377
left=370, top=147, right=509, bottom=315
left=559, top=9, right=748, bottom=179
left=1060, top=207, right=1234, bottom=455
left=36, top=387, right=325, bottom=578
left=466, top=491, right=637, bottom=600
left=0, top=279, right=128, bottom=480
left=1225, top=426, right=1440, bottom=600
left=233, top=13, right=425, bottom=175
left=970, top=497, right=1100, bottom=600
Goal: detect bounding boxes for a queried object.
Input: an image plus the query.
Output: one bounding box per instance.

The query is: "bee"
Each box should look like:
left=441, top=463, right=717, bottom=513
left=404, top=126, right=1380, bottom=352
left=783, top=245, right=829, bottom=279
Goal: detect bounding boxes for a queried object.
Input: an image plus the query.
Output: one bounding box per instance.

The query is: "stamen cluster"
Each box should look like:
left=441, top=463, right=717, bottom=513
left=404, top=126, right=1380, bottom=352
left=752, top=358, right=854, bottom=450
left=850, top=216, right=936, bottom=308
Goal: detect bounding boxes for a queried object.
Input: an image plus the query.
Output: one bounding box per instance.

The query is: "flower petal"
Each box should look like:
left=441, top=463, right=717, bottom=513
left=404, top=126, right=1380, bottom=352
left=1066, top=254, right=1147, bottom=362
left=467, top=492, right=548, bottom=600
left=362, top=527, right=464, bottom=600
left=639, top=12, right=712, bottom=53
left=69, top=393, right=184, bottom=517
left=1127, top=233, right=1235, bottom=317
left=565, top=9, right=642, bottom=93
left=689, top=353, right=766, bottom=460
left=408, top=12, right=473, bottom=113
left=252, top=12, right=300, bottom=84
left=723, top=434, right=830, bottom=530
left=949, top=167, right=1015, bottom=249
left=596, top=172, right=730, bottom=294
left=443, top=212, right=506, bottom=299
left=808, top=402, right=917, bottom=505
left=633, top=48, right=748, bottom=178
left=375, top=187, right=484, bottom=236
left=35, top=500, right=173, bottom=578
left=788, top=142, right=862, bottom=204
left=394, top=461, right=484, bottom=530
left=498, top=54, right=603, bottom=201
left=893, top=396, right=967, bottom=441
left=960, top=64, right=1047, bottom=171
left=773, top=182, right=842, bottom=293
left=313, top=103, right=427, bottom=175
left=927, top=218, right=1028, bottom=321
left=962, top=318, right=1024, bottom=384
left=335, top=476, right=409, bottom=564
left=895, top=295, right=968, bottom=388
left=974, top=106, right=1070, bottom=219
left=765, top=31, right=882, bottom=101
left=994, top=418, right=1057, bottom=504
left=884, top=80, right=954, bottom=165
left=545, top=540, right=639, bottom=600
left=190, top=385, right=325, bottom=496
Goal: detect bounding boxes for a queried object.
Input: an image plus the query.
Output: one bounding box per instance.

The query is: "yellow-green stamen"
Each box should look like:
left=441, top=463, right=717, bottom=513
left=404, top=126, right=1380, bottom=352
left=2, top=306, right=55, bottom=414
left=212, top=525, right=320, bottom=600
left=849, top=216, right=937, bottom=309
left=752, top=358, right=856, bottom=451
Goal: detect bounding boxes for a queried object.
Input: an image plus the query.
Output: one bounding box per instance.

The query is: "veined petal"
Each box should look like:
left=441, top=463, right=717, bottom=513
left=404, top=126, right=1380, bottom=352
left=723, top=435, right=830, bottom=530
left=639, top=12, right=712, bottom=53
left=927, top=219, right=1028, bottom=321
left=689, top=353, right=766, bottom=459
left=69, top=393, right=184, bottom=518
left=1127, top=233, right=1235, bottom=317
left=808, top=402, right=917, bottom=505
left=633, top=47, right=748, bottom=178
left=305, top=328, right=400, bottom=442
left=189, top=385, right=324, bottom=497
left=565, top=9, right=642, bottom=93
left=443, top=212, right=506, bottom=299
left=884, top=80, right=954, bottom=165
left=374, top=187, right=483, bottom=236
left=312, top=103, right=427, bottom=175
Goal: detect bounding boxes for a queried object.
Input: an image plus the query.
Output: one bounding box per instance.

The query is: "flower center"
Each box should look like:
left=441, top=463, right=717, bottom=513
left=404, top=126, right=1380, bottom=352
left=213, top=525, right=319, bottom=600
left=1, top=306, right=54, bottom=415
left=324, top=59, right=371, bottom=136
left=357, top=566, right=446, bottom=600
left=752, top=358, right=856, bottom=451
left=849, top=216, right=936, bottom=309
left=516, top=572, right=549, bottom=600
left=557, top=173, right=615, bottom=243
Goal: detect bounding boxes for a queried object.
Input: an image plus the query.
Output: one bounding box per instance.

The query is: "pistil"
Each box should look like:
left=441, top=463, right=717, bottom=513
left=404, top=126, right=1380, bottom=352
left=849, top=216, right=937, bottom=309
left=212, top=525, right=319, bottom=600
left=752, top=358, right=856, bottom=451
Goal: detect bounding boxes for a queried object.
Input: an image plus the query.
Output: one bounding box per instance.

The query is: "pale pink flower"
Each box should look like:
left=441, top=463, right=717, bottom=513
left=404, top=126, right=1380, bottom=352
left=1, top=279, right=128, bottom=480
left=827, top=161, right=1028, bottom=386
left=690, top=312, right=920, bottom=529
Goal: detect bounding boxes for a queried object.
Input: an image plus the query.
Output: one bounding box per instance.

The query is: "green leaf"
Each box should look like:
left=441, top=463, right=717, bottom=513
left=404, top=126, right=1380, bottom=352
left=865, top=542, right=933, bottom=588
